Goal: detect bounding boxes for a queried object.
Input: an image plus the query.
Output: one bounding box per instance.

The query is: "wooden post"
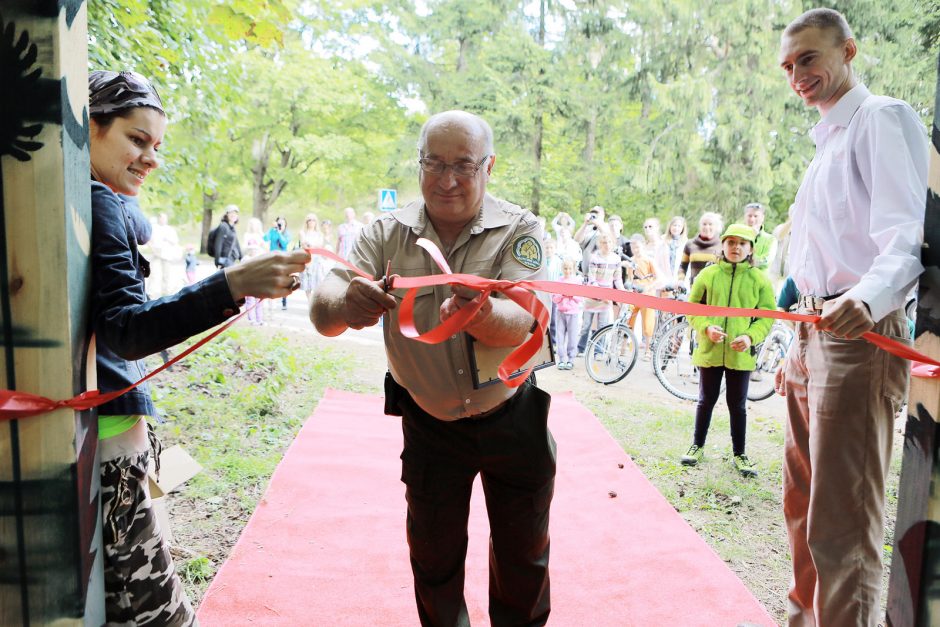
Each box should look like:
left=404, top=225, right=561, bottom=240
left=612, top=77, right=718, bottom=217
left=887, top=52, right=940, bottom=625
left=0, top=1, right=102, bottom=625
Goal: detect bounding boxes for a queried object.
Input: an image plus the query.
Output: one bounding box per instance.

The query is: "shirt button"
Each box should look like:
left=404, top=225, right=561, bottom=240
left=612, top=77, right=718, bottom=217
left=223, top=308, right=235, bottom=317
left=457, top=369, right=464, bottom=375
left=452, top=334, right=458, bottom=340
left=465, top=399, right=471, bottom=404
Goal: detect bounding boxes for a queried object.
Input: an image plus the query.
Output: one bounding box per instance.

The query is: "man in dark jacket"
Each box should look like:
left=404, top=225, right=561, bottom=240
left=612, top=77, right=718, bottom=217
left=212, top=205, right=242, bottom=269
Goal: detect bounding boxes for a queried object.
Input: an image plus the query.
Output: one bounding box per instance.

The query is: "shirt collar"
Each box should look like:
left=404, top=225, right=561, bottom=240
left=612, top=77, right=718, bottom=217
left=811, top=83, right=871, bottom=142
left=393, top=192, right=512, bottom=235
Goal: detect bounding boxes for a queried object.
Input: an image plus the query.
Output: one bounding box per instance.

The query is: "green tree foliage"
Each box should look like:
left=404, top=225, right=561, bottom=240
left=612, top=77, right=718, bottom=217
left=88, top=0, right=940, bottom=236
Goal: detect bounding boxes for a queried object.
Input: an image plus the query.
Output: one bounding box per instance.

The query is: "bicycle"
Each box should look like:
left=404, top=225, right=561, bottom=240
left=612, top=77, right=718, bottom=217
left=646, top=285, right=688, bottom=355
left=651, top=319, right=702, bottom=401
left=746, top=320, right=794, bottom=401
left=583, top=277, right=686, bottom=385
left=583, top=304, right=639, bottom=384
left=582, top=258, right=651, bottom=384
left=652, top=317, right=794, bottom=402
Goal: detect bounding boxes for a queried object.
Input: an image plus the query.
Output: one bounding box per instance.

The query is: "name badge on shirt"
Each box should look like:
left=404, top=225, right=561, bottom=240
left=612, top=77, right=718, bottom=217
left=467, top=328, right=555, bottom=388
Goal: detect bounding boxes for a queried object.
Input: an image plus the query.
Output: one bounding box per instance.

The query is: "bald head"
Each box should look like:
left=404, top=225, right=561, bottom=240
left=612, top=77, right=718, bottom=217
left=417, top=110, right=494, bottom=157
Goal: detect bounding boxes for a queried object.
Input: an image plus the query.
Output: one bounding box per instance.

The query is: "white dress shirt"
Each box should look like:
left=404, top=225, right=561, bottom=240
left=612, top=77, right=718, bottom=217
left=789, top=84, right=928, bottom=322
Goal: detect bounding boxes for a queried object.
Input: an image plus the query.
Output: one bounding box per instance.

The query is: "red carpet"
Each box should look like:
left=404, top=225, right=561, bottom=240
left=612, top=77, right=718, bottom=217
left=198, top=389, right=775, bottom=626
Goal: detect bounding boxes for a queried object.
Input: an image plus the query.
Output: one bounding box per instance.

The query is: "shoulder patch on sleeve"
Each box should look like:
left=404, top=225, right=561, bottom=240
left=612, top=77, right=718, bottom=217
left=512, top=235, right=543, bottom=270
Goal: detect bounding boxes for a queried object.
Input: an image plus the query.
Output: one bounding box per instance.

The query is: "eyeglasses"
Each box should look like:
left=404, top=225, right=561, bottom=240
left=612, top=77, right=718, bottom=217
left=418, top=155, right=491, bottom=177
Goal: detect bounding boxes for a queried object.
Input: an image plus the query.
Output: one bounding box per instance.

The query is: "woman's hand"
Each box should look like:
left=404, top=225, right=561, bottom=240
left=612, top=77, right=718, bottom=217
left=224, top=250, right=310, bottom=301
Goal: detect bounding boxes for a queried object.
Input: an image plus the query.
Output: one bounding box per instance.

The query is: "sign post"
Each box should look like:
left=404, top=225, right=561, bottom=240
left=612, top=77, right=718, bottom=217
left=378, top=188, right=397, bottom=212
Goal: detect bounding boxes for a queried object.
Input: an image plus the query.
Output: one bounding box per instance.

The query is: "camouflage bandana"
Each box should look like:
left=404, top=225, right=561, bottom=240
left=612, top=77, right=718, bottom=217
left=89, top=70, right=165, bottom=116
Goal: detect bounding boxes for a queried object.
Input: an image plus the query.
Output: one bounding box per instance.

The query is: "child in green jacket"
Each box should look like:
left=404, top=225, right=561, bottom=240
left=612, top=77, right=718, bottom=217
left=680, top=224, right=776, bottom=477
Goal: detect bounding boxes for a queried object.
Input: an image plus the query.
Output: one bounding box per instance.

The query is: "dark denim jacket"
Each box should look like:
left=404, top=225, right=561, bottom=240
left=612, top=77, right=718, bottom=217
left=91, top=182, right=240, bottom=416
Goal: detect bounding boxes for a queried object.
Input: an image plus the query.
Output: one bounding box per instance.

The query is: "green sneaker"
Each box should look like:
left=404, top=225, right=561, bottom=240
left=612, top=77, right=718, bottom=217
left=680, top=444, right=704, bottom=466
left=733, top=454, right=758, bottom=478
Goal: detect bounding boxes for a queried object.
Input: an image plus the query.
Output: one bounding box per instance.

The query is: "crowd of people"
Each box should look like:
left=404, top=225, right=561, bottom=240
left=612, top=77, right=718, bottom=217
left=82, top=7, right=925, bottom=627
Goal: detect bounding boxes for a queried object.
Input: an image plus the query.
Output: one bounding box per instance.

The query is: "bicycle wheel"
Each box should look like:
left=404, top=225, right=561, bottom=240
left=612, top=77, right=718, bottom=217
left=585, top=323, right=639, bottom=384
left=747, top=332, right=789, bottom=401
left=652, top=321, right=702, bottom=401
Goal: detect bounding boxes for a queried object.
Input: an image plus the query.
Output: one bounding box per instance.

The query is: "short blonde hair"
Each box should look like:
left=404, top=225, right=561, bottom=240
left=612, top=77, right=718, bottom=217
left=700, top=211, right=723, bottom=230
left=784, top=8, right=853, bottom=43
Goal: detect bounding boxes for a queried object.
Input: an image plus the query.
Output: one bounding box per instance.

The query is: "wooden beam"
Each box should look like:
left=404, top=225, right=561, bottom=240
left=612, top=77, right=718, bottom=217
left=887, top=51, right=940, bottom=626
left=0, top=1, right=102, bottom=624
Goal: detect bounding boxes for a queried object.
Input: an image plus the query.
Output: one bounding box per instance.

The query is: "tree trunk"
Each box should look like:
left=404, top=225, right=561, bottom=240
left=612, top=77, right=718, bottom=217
left=200, top=189, right=218, bottom=254
left=456, top=37, right=469, bottom=73
left=531, top=112, right=543, bottom=215
left=584, top=108, right=597, bottom=163
left=529, top=0, right=546, bottom=215
left=252, top=133, right=271, bottom=223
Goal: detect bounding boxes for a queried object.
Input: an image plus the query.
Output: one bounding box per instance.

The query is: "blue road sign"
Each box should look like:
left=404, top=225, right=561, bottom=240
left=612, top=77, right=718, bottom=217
left=379, top=189, right=397, bottom=211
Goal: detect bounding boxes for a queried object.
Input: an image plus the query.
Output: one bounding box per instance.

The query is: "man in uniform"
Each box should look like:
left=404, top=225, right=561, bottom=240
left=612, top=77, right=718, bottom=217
left=775, top=9, right=927, bottom=625
left=311, top=110, right=555, bottom=626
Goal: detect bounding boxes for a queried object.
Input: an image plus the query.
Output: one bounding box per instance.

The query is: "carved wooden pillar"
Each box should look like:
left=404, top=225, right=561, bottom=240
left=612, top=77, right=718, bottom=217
left=0, top=1, right=102, bottom=624
left=887, top=51, right=940, bottom=625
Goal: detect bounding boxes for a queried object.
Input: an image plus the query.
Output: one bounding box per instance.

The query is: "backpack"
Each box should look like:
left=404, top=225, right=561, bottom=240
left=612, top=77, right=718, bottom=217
left=206, top=224, right=220, bottom=255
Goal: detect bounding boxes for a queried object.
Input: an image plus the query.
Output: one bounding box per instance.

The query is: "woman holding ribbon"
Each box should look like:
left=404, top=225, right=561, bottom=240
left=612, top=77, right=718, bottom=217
left=88, top=70, right=309, bottom=625
left=679, top=224, right=775, bottom=478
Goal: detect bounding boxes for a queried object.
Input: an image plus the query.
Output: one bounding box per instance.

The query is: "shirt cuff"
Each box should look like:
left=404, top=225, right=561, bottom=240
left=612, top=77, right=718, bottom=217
left=845, top=279, right=893, bottom=323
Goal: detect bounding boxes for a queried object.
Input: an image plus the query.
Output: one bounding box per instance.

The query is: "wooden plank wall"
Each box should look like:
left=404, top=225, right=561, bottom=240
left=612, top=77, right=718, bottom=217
left=0, top=1, right=102, bottom=624
left=887, top=51, right=940, bottom=625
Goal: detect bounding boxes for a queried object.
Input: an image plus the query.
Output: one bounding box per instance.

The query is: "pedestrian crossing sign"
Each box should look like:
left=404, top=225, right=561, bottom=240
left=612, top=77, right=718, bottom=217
left=379, top=188, right=397, bottom=211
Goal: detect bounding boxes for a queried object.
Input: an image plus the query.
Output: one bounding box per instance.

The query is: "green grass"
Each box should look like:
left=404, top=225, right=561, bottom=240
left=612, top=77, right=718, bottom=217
left=580, top=393, right=795, bottom=621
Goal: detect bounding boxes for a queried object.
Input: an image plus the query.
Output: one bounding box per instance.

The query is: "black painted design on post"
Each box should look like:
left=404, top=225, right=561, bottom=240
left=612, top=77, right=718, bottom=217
left=918, top=189, right=940, bottom=337
left=0, top=13, right=61, bottom=161
left=62, top=80, right=89, bottom=150
left=59, top=0, right=84, bottom=27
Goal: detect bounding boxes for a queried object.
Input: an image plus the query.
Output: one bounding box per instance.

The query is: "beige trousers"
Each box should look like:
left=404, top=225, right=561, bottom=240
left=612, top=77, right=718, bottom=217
left=783, top=309, right=910, bottom=626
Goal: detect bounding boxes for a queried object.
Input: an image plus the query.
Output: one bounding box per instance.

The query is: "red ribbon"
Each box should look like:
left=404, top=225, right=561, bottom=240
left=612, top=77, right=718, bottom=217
left=0, top=302, right=252, bottom=420
left=1, top=243, right=937, bottom=421
left=309, top=242, right=940, bottom=384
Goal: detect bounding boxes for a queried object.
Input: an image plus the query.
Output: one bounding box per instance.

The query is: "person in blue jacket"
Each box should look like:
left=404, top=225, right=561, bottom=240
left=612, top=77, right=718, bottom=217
left=88, top=70, right=309, bottom=625
left=680, top=224, right=776, bottom=477
left=265, top=216, right=291, bottom=309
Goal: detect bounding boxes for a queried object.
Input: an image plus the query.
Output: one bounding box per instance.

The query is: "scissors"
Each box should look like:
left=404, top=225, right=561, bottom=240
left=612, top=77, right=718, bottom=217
left=381, top=260, right=392, bottom=292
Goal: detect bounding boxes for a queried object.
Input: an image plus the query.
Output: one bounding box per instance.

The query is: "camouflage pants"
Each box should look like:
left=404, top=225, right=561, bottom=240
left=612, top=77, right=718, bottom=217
left=101, top=429, right=197, bottom=626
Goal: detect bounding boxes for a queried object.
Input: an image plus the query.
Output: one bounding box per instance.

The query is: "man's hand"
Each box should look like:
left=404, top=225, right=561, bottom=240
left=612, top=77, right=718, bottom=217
left=224, top=251, right=310, bottom=301
left=440, top=285, right=493, bottom=327
left=705, top=325, right=727, bottom=343
left=343, top=277, right=397, bottom=329
left=774, top=366, right=787, bottom=397
left=817, top=294, right=874, bottom=339
left=729, top=334, right=752, bottom=352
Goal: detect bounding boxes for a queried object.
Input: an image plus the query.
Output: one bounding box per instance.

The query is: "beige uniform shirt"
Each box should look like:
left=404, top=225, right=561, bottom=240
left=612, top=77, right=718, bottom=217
left=331, top=193, right=547, bottom=421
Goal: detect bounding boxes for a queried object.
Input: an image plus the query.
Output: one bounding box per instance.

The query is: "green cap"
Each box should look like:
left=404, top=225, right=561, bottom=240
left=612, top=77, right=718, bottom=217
left=720, top=223, right=756, bottom=244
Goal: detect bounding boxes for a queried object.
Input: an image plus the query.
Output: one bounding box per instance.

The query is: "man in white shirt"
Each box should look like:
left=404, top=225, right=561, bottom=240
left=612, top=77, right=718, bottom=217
left=775, top=9, right=927, bottom=625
